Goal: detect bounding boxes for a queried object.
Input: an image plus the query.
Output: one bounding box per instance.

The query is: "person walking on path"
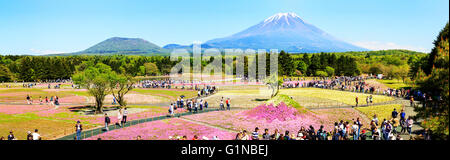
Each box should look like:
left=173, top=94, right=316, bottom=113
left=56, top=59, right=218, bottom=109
left=26, top=95, right=31, bottom=104
left=355, top=96, right=359, bottom=107
left=407, top=117, right=413, bottom=135
left=400, top=109, right=406, bottom=121
left=75, top=121, right=83, bottom=140
left=104, top=113, right=110, bottom=131
left=226, top=98, right=231, bottom=111
left=112, top=97, right=117, bottom=105
left=372, top=114, right=379, bottom=126
left=54, top=96, right=60, bottom=108
left=392, top=119, right=398, bottom=134
left=391, top=108, right=398, bottom=119
left=122, top=107, right=128, bottom=125
left=352, top=122, right=359, bottom=140
left=39, top=96, right=43, bottom=105
left=220, top=98, right=224, bottom=110
left=400, top=118, right=407, bottom=134
left=383, top=121, right=392, bottom=140
left=117, top=108, right=123, bottom=127
left=356, top=117, right=362, bottom=139
left=169, top=103, right=174, bottom=116
left=50, top=96, right=54, bottom=106
left=366, top=96, right=369, bottom=106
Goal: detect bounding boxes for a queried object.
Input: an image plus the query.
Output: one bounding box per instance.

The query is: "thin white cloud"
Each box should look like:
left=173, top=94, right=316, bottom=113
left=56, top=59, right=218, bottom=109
left=352, top=41, right=429, bottom=53
left=29, top=48, right=65, bottom=55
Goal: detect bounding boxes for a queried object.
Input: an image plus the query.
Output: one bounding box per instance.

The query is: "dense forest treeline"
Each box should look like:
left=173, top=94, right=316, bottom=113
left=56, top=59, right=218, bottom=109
left=0, top=49, right=425, bottom=82
left=410, top=22, right=448, bottom=139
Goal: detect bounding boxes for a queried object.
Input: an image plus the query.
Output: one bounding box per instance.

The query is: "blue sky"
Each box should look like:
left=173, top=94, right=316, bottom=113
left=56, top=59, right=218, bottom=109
left=0, top=0, right=448, bottom=55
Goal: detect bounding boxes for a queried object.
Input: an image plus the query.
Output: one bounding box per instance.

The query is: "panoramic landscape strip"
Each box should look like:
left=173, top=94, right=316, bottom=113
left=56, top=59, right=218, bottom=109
left=0, top=1, right=448, bottom=144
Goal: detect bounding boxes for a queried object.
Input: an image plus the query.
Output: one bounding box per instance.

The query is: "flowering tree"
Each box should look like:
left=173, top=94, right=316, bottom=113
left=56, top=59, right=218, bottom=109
left=265, top=74, right=283, bottom=98
left=73, top=63, right=112, bottom=113
left=108, top=73, right=136, bottom=107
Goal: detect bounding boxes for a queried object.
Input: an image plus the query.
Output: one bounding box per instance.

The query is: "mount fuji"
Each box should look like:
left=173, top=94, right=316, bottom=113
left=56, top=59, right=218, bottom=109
left=164, top=12, right=367, bottom=53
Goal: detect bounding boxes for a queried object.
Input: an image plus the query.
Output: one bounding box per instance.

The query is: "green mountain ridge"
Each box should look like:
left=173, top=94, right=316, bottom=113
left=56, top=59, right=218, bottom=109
left=68, top=37, right=169, bottom=56
left=46, top=37, right=427, bottom=56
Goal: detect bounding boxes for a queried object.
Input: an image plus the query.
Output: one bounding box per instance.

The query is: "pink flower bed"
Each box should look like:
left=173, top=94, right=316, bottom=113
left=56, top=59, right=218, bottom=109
left=89, top=107, right=188, bottom=124
left=243, top=102, right=298, bottom=123
left=184, top=105, right=369, bottom=135
left=33, top=105, right=189, bottom=126
left=85, top=118, right=235, bottom=140
left=58, top=96, right=87, bottom=104
left=0, top=105, right=53, bottom=114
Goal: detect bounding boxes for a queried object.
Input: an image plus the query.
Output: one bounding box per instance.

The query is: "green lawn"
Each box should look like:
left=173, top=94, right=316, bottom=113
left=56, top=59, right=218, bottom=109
left=0, top=88, right=80, bottom=102
left=356, top=104, right=403, bottom=121
left=266, top=94, right=310, bottom=113
left=376, top=79, right=411, bottom=89
left=132, top=89, right=197, bottom=100
left=279, top=88, right=395, bottom=106
left=0, top=112, right=96, bottom=140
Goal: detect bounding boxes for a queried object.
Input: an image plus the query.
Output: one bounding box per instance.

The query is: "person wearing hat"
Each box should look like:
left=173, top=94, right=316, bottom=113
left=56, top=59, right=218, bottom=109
left=7, top=131, right=15, bottom=140
left=360, top=130, right=367, bottom=140
left=75, top=120, right=83, bottom=140
left=26, top=131, right=33, bottom=140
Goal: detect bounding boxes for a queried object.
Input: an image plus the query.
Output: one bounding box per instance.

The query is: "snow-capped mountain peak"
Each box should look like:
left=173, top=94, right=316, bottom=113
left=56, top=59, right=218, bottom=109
left=263, top=12, right=303, bottom=25
left=169, top=12, right=368, bottom=53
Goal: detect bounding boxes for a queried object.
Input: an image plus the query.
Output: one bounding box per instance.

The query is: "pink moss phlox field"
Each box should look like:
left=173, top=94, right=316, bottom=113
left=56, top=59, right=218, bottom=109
left=184, top=107, right=368, bottom=136
left=85, top=118, right=235, bottom=140
left=242, top=102, right=298, bottom=123
left=0, top=105, right=54, bottom=114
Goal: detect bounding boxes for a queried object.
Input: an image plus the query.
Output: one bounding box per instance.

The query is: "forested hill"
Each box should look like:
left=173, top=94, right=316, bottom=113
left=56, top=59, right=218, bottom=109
left=0, top=49, right=426, bottom=82
left=291, top=49, right=427, bottom=56
left=54, top=37, right=170, bottom=56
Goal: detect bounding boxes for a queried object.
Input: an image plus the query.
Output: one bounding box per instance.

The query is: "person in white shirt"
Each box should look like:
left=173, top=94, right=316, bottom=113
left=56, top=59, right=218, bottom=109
left=169, top=103, right=174, bottom=116
left=32, top=129, right=41, bottom=140
left=122, top=108, right=128, bottom=125
left=241, top=130, right=250, bottom=140
left=352, top=122, right=359, bottom=140
left=117, top=108, right=123, bottom=127
left=407, top=117, right=414, bottom=135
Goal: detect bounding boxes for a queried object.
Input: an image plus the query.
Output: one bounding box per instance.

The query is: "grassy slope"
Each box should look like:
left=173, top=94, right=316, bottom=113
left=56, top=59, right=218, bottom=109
left=376, top=79, right=411, bottom=89
left=132, top=89, right=197, bottom=100
left=356, top=104, right=403, bottom=121
left=279, top=88, right=394, bottom=105
left=266, top=94, right=310, bottom=113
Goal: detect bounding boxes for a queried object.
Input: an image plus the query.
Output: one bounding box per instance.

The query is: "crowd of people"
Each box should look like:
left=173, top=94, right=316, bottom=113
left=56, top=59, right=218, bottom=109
left=168, top=85, right=220, bottom=116
left=138, top=79, right=220, bottom=90
left=282, top=76, right=430, bottom=102
left=161, top=106, right=430, bottom=141
left=140, top=79, right=174, bottom=88
left=26, top=94, right=60, bottom=106
left=102, top=107, right=129, bottom=132
left=0, top=129, right=42, bottom=140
